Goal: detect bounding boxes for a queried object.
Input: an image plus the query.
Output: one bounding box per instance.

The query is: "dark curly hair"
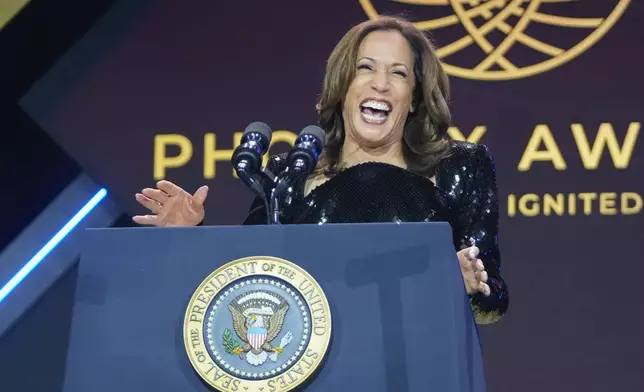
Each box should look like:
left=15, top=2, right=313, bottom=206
left=315, top=16, right=452, bottom=178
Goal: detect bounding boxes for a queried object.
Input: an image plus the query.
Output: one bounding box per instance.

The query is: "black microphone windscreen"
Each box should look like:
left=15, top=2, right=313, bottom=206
left=300, top=125, right=325, bottom=148
left=244, top=121, right=273, bottom=142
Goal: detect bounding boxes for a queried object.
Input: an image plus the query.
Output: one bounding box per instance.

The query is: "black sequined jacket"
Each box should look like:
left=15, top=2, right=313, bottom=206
left=243, top=140, right=509, bottom=324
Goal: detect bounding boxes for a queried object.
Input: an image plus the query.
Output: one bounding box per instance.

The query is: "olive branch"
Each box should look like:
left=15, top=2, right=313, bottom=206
left=222, top=328, right=241, bottom=355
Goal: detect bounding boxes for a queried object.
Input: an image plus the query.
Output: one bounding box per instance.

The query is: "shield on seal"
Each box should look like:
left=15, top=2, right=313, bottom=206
left=247, top=327, right=267, bottom=350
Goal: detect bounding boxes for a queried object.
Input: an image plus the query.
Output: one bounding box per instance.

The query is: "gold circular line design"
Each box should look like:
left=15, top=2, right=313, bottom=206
left=358, top=0, right=631, bottom=81
left=473, top=0, right=540, bottom=71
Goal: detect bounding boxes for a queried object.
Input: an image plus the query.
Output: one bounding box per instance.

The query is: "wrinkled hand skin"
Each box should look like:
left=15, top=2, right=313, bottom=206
left=133, top=181, right=208, bottom=227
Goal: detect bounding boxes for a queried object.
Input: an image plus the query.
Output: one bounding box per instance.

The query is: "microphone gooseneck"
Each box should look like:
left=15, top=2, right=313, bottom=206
left=231, top=122, right=273, bottom=223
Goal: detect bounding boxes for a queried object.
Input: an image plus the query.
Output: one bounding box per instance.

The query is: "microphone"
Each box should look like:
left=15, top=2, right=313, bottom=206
left=270, top=125, right=326, bottom=224
left=284, top=125, right=326, bottom=175
left=231, top=122, right=272, bottom=222
left=231, top=121, right=272, bottom=176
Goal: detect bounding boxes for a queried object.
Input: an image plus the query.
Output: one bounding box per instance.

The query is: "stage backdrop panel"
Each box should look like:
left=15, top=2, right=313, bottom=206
left=19, top=1, right=644, bottom=391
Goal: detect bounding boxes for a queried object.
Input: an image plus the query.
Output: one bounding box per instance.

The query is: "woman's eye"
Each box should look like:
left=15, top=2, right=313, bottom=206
left=357, top=64, right=372, bottom=70
left=393, top=70, right=408, bottom=77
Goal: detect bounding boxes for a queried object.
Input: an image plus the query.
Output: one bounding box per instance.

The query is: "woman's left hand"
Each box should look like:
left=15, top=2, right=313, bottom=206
left=457, top=246, right=491, bottom=296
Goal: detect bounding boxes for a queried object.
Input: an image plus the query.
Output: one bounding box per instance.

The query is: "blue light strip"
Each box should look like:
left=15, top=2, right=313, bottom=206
left=0, top=188, right=108, bottom=305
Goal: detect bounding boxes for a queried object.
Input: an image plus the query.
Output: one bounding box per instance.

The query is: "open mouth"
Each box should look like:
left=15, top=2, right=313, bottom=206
left=360, top=99, right=391, bottom=124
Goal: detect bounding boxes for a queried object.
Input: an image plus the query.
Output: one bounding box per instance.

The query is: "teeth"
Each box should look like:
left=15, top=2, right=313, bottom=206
left=361, top=100, right=391, bottom=112
left=361, top=111, right=387, bottom=124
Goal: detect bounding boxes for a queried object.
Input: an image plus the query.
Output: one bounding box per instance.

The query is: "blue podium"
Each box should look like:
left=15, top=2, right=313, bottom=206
left=62, top=222, right=486, bottom=392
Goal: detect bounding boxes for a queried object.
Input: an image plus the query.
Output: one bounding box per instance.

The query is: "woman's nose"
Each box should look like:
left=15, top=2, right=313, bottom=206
left=370, top=71, right=390, bottom=93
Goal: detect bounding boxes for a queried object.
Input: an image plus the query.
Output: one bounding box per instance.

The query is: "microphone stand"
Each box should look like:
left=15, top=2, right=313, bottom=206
left=269, top=187, right=281, bottom=225
left=269, top=170, right=291, bottom=225
left=236, top=160, right=272, bottom=225
left=269, top=160, right=308, bottom=224
left=266, top=126, right=325, bottom=225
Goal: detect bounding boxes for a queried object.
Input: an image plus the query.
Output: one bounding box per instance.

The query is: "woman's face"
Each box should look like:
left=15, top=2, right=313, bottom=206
left=342, top=30, right=415, bottom=151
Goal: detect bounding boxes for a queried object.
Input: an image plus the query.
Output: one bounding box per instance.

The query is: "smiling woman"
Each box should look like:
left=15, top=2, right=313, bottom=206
left=133, top=16, right=509, bottom=325
left=315, top=18, right=451, bottom=178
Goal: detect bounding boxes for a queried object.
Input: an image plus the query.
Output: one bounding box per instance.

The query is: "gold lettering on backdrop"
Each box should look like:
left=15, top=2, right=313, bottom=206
left=543, top=193, right=565, bottom=216
left=518, top=122, right=640, bottom=171
left=152, top=121, right=642, bottom=218
left=599, top=192, right=618, bottom=215
left=571, top=122, right=640, bottom=169
left=269, top=130, right=298, bottom=154
left=203, top=133, right=239, bottom=179
left=154, top=134, right=193, bottom=179
left=508, top=192, right=643, bottom=217
left=622, top=192, right=643, bottom=215
left=153, top=122, right=640, bottom=177
left=517, top=125, right=567, bottom=171
left=447, top=125, right=486, bottom=143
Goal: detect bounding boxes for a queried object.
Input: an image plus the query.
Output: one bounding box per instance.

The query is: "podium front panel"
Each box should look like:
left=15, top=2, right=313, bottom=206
left=63, top=223, right=485, bottom=392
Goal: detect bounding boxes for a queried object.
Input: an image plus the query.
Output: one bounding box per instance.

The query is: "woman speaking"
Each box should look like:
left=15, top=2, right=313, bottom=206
left=132, top=16, right=509, bottom=325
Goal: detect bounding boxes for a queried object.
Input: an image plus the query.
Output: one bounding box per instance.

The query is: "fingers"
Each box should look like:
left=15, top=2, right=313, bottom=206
left=192, top=185, right=209, bottom=205
left=135, top=193, right=161, bottom=213
left=132, top=214, right=160, bottom=226
left=473, top=266, right=490, bottom=296
left=457, top=246, right=478, bottom=269
left=475, top=259, right=484, bottom=271
left=142, top=187, right=169, bottom=204
left=467, top=254, right=485, bottom=275
left=467, top=246, right=479, bottom=261
left=157, top=180, right=185, bottom=196
left=479, top=282, right=491, bottom=297
left=458, top=246, right=489, bottom=296
left=465, top=251, right=489, bottom=296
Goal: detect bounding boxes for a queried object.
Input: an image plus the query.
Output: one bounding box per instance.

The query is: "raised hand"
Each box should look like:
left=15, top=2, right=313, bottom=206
left=457, top=246, right=491, bottom=296
left=132, top=180, right=208, bottom=227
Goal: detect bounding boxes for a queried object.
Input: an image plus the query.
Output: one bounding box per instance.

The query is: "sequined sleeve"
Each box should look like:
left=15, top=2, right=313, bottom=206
left=450, top=143, right=509, bottom=324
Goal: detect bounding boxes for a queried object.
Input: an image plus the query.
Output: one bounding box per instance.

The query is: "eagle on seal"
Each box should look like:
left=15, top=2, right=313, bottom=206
left=228, top=290, right=293, bottom=366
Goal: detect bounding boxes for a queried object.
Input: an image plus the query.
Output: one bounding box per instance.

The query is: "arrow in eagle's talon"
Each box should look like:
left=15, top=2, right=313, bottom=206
left=272, top=346, right=284, bottom=355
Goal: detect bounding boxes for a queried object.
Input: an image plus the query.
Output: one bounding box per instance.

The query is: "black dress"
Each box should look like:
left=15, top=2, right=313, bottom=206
left=243, top=140, right=509, bottom=324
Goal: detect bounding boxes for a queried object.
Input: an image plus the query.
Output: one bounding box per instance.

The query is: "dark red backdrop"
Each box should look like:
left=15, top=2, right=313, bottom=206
left=19, top=0, right=644, bottom=390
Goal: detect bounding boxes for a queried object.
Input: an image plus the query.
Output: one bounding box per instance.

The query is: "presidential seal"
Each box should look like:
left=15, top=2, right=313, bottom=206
left=183, top=256, right=331, bottom=392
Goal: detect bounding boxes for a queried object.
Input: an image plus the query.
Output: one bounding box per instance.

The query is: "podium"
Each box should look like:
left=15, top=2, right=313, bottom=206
left=62, top=222, right=486, bottom=392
